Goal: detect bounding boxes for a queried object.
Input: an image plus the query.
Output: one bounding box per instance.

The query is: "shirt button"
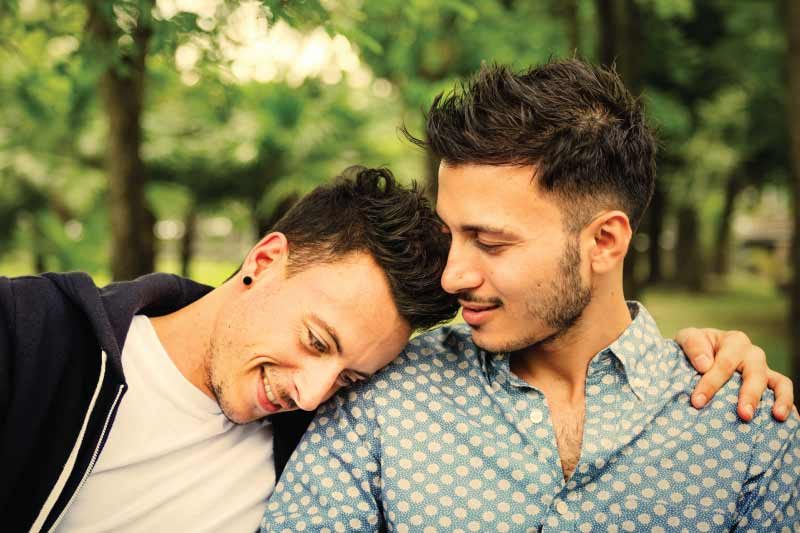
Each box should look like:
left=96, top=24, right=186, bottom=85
left=530, top=409, right=543, bottom=423
left=555, top=500, right=569, bottom=516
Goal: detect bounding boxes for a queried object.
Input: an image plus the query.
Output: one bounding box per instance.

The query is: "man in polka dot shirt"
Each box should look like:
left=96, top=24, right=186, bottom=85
left=262, top=60, right=799, bottom=532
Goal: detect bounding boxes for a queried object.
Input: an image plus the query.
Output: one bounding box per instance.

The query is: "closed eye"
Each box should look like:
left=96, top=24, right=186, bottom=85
left=474, top=239, right=506, bottom=253
left=308, top=329, right=328, bottom=353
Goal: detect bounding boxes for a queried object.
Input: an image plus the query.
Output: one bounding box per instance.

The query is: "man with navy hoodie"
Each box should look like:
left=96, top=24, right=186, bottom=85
left=0, top=167, right=793, bottom=532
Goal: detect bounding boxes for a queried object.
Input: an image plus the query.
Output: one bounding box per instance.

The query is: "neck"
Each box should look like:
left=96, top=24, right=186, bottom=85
left=149, top=285, right=226, bottom=399
left=511, top=281, right=631, bottom=403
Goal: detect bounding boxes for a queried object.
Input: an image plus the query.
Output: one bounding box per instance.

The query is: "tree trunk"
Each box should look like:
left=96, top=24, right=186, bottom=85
left=675, top=204, right=705, bottom=292
left=596, top=0, right=644, bottom=298
left=557, top=0, right=580, bottom=54
left=646, top=181, right=666, bottom=283
left=180, top=201, right=197, bottom=278
left=712, top=174, right=743, bottom=276
left=87, top=0, right=154, bottom=281
left=596, top=0, right=641, bottom=94
left=786, top=0, right=800, bottom=405
left=31, top=215, right=47, bottom=273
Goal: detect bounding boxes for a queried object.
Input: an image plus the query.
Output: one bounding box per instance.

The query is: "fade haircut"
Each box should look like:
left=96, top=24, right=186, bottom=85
left=405, top=59, right=657, bottom=232
left=270, top=166, right=459, bottom=331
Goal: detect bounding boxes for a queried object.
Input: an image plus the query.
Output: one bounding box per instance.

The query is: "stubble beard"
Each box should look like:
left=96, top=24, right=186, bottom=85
left=479, top=237, right=591, bottom=354
left=206, top=335, right=248, bottom=425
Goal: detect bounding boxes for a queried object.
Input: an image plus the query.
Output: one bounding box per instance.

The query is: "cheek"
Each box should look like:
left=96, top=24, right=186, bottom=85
left=493, top=255, right=560, bottom=297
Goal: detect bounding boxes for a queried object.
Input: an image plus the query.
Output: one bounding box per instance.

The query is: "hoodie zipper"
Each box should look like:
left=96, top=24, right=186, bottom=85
left=48, top=383, right=124, bottom=531
left=29, top=350, right=117, bottom=532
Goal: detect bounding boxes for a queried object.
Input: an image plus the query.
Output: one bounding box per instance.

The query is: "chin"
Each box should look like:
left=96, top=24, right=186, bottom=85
left=223, top=410, right=260, bottom=425
left=216, top=395, right=258, bottom=425
left=471, top=331, right=508, bottom=353
left=471, top=328, right=538, bottom=354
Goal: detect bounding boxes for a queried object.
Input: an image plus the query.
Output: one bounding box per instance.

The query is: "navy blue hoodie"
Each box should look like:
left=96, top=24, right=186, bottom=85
left=0, top=272, right=313, bottom=531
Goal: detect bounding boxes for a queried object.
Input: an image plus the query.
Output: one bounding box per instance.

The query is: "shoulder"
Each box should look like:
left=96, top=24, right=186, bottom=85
left=328, top=325, right=485, bottom=413
left=390, top=323, right=480, bottom=370
left=0, top=273, right=98, bottom=331
left=659, top=340, right=797, bottom=455
left=369, top=324, right=482, bottom=386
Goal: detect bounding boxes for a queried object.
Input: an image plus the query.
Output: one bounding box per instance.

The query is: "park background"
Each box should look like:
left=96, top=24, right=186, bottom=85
left=1, top=0, right=799, bottom=402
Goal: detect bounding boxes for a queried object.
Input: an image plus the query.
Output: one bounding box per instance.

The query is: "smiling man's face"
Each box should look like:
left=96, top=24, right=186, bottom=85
left=206, top=251, right=411, bottom=424
left=437, top=162, right=592, bottom=353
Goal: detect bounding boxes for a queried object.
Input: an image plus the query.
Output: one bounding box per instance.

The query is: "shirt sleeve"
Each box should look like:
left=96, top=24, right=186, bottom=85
left=261, top=383, right=384, bottom=533
left=732, top=411, right=800, bottom=532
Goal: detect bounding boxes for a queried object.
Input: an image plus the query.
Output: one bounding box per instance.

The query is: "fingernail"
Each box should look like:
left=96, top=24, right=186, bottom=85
left=743, top=404, right=754, bottom=419
left=774, top=405, right=787, bottom=419
left=695, top=354, right=712, bottom=371
left=693, top=393, right=707, bottom=408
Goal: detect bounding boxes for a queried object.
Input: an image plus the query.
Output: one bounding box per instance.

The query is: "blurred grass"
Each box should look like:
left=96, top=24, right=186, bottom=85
left=641, top=275, right=789, bottom=377
left=1, top=252, right=790, bottom=376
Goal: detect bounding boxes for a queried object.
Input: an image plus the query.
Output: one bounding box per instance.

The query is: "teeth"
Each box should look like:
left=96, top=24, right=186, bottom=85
left=262, top=367, right=278, bottom=405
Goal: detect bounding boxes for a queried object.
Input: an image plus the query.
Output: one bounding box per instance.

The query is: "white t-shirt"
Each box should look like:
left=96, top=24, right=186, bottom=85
left=58, top=315, right=276, bottom=532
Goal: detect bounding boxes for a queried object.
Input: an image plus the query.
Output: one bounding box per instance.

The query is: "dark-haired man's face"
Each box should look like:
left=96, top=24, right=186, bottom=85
left=206, top=249, right=411, bottom=424
left=437, top=162, right=592, bottom=353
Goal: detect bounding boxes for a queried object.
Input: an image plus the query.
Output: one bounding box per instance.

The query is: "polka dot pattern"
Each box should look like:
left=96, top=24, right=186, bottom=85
left=263, top=303, right=800, bottom=532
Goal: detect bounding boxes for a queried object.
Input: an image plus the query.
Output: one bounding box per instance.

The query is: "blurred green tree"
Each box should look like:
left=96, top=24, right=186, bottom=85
left=786, top=0, right=800, bottom=402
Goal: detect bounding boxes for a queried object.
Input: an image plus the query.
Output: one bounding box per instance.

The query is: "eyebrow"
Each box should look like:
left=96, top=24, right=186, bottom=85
left=460, top=224, right=518, bottom=237
left=308, top=313, right=342, bottom=354
left=436, top=210, right=518, bottom=239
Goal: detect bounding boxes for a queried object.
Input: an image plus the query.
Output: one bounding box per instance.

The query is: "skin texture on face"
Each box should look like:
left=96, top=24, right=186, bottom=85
left=437, top=162, right=592, bottom=353
left=206, top=247, right=411, bottom=424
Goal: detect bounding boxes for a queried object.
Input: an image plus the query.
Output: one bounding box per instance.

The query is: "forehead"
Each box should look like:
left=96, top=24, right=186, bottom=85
left=287, top=253, right=410, bottom=358
left=436, top=163, right=562, bottom=232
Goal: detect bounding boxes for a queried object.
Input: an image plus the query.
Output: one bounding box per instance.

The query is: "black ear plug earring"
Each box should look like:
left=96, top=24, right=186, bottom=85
left=243, top=275, right=252, bottom=286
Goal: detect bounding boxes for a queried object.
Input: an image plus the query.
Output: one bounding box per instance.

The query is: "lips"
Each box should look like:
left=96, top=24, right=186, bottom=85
left=259, top=366, right=296, bottom=412
left=257, top=366, right=280, bottom=413
left=460, top=300, right=501, bottom=327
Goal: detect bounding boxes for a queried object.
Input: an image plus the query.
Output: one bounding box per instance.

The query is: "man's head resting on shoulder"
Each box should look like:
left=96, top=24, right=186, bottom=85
left=207, top=166, right=458, bottom=423
left=405, top=58, right=657, bottom=353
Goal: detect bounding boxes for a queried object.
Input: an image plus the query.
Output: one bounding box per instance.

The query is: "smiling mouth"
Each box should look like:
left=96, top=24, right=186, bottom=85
left=261, top=366, right=296, bottom=411
left=459, top=300, right=502, bottom=326
left=460, top=301, right=500, bottom=312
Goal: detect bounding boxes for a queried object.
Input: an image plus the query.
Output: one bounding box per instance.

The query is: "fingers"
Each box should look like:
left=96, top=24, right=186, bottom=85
left=689, top=331, right=764, bottom=417
left=734, top=346, right=768, bottom=422
left=690, top=353, right=739, bottom=411
left=676, top=327, right=719, bottom=374
left=767, top=369, right=795, bottom=421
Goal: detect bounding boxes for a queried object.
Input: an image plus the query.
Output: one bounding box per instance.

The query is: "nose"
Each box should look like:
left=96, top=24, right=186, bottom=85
left=291, top=360, right=342, bottom=411
left=440, top=242, right=482, bottom=294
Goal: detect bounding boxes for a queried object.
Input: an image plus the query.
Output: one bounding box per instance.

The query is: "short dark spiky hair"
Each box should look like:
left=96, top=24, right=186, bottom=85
left=271, top=166, right=459, bottom=331
left=406, top=59, right=657, bottom=231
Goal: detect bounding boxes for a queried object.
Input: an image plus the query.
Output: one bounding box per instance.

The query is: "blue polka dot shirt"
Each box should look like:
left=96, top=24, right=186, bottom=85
left=262, top=303, right=800, bottom=532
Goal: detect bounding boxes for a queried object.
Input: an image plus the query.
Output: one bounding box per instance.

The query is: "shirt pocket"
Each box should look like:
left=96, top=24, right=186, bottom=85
left=596, top=495, right=733, bottom=532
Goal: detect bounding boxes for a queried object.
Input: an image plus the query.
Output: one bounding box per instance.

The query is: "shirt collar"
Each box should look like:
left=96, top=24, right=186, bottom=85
left=600, top=301, right=665, bottom=400
left=479, top=301, right=665, bottom=399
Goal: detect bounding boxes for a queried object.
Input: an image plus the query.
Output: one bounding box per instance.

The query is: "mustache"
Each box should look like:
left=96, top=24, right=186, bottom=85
left=459, top=293, right=503, bottom=307
left=264, top=367, right=297, bottom=409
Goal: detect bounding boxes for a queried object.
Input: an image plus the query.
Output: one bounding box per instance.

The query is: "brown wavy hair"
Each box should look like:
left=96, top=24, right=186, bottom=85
left=404, top=59, right=657, bottom=232
left=271, top=166, right=459, bottom=331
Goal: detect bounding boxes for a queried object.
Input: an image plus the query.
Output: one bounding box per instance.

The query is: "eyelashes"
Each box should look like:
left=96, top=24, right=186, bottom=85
left=307, top=328, right=328, bottom=353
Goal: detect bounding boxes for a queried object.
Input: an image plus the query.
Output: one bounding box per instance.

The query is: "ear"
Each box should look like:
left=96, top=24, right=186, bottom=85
left=240, top=232, right=289, bottom=282
left=584, top=211, right=632, bottom=274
